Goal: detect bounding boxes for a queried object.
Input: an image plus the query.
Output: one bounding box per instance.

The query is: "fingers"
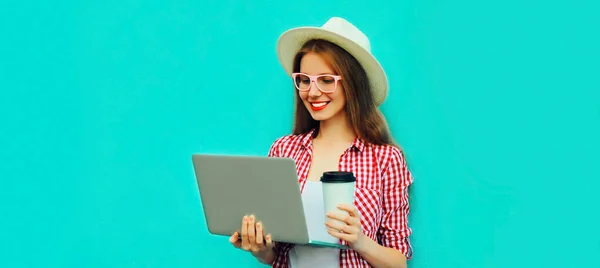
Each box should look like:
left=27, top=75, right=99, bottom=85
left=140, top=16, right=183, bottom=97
left=327, top=224, right=366, bottom=250
left=327, top=211, right=360, bottom=226
left=247, top=215, right=256, bottom=248
left=265, top=234, right=274, bottom=249
left=348, top=214, right=361, bottom=226
left=238, top=215, right=271, bottom=253
left=337, top=203, right=360, bottom=217
left=255, top=221, right=264, bottom=247
left=325, top=218, right=357, bottom=234
left=326, top=205, right=362, bottom=240
left=241, top=216, right=250, bottom=250
left=327, top=228, right=355, bottom=242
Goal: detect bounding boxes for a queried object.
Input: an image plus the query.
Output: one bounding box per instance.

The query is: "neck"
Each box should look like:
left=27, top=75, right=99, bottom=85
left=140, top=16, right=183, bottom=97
left=315, top=113, right=355, bottom=144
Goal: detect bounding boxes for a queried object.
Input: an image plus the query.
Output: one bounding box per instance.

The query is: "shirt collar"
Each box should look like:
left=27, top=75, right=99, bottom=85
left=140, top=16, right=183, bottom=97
left=351, top=136, right=366, bottom=152
left=301, top=128, right=366, bottom=152
left=300, top=129, right=315, bottom=149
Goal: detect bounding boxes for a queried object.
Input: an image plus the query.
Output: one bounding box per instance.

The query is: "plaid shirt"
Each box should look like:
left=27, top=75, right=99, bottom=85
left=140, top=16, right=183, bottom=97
left=267, top=129, right=413, bottom=267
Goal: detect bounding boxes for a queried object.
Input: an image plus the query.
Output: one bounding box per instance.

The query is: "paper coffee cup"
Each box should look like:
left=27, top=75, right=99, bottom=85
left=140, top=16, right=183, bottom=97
left=321, top=171, right=356, bottom=230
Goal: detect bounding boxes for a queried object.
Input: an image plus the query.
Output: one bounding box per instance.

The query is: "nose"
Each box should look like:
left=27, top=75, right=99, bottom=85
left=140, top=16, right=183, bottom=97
left=307, top=81, right=321, bottom=98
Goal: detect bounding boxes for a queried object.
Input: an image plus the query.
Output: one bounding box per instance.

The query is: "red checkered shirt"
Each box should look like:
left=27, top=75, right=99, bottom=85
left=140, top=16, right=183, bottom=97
left=267, top=129, right=413, bottom=268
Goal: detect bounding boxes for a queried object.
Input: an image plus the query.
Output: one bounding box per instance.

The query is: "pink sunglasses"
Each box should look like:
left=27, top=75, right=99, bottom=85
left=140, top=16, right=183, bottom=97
left=291, top=72, right=342, bottom=93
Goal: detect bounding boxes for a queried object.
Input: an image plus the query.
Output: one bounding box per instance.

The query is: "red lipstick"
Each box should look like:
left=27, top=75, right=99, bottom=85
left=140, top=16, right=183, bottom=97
left=310, top=101, right=329, bottom=111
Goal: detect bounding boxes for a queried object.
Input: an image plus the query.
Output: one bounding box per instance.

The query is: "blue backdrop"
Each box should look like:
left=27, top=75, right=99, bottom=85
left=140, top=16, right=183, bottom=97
left=1, top=1, right=599, bottom=267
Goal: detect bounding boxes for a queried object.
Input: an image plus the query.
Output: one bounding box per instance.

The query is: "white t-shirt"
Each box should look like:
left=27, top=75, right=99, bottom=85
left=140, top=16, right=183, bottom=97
left=288, top=181, right=340, bottom=268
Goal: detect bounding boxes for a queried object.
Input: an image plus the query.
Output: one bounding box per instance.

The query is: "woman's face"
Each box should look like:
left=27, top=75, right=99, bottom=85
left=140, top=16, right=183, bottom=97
left=297, top=52, right=346, bottom=122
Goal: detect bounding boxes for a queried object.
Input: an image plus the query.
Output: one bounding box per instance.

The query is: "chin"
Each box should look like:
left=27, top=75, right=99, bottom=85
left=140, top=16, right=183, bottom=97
left=309, top=114, right=331, bottom=121
left=308, top=109, right=338, bottom=121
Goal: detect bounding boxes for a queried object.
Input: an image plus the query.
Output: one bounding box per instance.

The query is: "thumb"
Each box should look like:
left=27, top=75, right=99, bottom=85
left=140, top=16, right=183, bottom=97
left=230, top=232, right=241, bottom=248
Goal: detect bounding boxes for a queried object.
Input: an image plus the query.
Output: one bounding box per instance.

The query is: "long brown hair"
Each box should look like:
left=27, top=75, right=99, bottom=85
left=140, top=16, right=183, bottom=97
left=290, top=39, right=398, bottom=147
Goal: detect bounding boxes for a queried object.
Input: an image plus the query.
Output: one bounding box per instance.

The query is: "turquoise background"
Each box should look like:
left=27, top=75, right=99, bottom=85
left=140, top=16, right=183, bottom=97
left=1, top=0, right=599, bottom=267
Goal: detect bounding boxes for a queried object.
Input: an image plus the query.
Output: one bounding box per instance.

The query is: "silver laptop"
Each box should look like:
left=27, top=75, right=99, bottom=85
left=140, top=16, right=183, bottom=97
left=191, top=154, right=348, bottom=249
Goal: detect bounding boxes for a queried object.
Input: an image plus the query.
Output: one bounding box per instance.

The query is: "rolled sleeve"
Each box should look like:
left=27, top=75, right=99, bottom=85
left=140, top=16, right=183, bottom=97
left=377, top=147, right=414, bottom=259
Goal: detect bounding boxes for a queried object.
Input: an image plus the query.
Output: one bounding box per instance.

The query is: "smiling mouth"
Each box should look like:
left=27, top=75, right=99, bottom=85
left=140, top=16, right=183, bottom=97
left=310, top=101, right=330, bottom=111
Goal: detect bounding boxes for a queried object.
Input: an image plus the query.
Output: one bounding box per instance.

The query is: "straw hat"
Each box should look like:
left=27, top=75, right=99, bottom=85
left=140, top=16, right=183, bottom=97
left=276, top=17, right=388, bottom=106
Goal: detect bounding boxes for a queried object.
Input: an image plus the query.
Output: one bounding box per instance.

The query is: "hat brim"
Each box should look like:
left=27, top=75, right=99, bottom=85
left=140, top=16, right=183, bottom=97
left=276, top=27, right=388, bottom=106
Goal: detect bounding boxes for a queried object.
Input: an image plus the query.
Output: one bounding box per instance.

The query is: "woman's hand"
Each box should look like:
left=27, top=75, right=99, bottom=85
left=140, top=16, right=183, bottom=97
left=325, top=203, right=367, bottom=251
left=229, top=215, right=276, bottom=264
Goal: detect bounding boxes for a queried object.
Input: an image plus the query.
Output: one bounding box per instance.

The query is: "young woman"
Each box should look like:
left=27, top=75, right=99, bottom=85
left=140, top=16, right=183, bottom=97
left=229, top=17, right=414, bottom=268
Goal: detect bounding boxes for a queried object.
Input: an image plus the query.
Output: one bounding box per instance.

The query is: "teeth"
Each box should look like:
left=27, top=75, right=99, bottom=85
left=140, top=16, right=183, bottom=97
left=312, top=102, right=328, bottom=107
